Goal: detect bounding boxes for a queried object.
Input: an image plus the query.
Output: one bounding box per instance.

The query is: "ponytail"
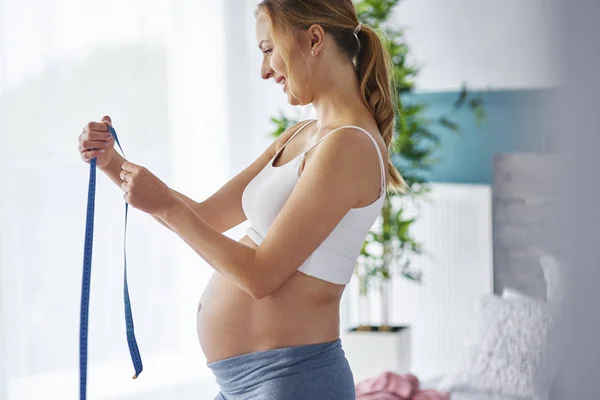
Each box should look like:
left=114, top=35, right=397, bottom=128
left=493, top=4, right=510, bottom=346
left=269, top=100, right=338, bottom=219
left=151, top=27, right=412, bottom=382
left=257, top=0, right=407, bottom=193
left=355, top=25, right=407, bottom=194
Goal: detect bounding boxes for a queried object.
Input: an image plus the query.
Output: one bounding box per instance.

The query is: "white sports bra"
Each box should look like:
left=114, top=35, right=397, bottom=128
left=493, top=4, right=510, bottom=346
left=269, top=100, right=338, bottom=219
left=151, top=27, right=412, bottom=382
left=241, top=120, right=386, bottom=285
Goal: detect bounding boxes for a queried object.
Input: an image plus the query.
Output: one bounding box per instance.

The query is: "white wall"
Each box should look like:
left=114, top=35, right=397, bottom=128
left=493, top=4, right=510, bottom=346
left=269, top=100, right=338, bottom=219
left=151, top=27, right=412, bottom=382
left=226, top=0, right=560, bottom=174
left=230, top=0, right=559, bottom=134
left=394, top=0, right=560, bottom=91
left=0, top=1, right=229, bottom=399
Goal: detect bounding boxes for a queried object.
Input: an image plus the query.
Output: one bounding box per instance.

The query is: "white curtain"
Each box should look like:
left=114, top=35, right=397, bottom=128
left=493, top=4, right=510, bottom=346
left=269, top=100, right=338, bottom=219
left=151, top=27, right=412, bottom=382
left=0, top=0, right=235, bottom=398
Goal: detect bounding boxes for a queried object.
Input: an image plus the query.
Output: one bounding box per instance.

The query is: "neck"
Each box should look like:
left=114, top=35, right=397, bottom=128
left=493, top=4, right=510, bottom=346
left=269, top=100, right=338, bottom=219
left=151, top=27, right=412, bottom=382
left=311, top=62, right=370, bottom=129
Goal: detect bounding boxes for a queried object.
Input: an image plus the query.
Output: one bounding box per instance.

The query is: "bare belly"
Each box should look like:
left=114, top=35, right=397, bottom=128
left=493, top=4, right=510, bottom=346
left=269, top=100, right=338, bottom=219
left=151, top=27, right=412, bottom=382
left=197, top=235, right=345, bottom=363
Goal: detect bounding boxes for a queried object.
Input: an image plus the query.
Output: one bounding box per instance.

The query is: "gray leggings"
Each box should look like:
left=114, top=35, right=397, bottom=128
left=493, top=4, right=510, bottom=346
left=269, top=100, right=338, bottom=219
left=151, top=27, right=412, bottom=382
left=208, top=339, right=355, bottom=400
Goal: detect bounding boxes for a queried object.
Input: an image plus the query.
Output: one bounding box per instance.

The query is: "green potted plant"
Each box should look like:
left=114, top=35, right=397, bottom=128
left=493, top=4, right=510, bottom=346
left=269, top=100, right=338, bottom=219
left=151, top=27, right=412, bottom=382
left=269, top=0, right=486, bottom=331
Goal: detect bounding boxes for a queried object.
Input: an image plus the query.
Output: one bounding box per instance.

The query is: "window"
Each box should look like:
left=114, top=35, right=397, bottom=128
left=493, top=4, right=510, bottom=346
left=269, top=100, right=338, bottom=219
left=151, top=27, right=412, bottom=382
left=0, top=1, right=229, bottom=398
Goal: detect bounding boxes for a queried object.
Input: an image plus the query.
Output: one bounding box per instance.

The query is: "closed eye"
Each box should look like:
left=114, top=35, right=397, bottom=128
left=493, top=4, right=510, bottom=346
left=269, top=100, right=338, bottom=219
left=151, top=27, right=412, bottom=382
left=262, top=48, right=273, bottom=55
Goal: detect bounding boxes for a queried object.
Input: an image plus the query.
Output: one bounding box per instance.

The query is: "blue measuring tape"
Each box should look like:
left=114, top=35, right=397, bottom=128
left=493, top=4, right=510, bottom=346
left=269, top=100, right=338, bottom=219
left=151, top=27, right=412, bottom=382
left=80, top=126, right=143, bottom=400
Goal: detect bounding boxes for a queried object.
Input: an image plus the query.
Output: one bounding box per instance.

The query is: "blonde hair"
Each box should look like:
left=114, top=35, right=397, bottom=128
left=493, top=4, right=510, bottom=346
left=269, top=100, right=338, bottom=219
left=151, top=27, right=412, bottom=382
left=257, top=0, right=407, bottom=193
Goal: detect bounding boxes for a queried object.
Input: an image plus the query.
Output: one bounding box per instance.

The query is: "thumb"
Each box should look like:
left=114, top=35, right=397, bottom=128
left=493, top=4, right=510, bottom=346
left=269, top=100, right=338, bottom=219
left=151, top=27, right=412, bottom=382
left=101, top=115, right=112, bottom=127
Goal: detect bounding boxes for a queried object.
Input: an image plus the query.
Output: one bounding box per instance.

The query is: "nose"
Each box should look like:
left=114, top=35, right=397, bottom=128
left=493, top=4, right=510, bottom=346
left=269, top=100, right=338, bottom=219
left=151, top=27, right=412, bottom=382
left=261, top=59, right=274, bottom=80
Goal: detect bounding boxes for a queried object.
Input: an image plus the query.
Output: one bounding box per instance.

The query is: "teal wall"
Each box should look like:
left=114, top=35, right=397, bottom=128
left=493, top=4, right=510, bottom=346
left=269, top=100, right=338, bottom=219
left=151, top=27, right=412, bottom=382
left=405, top=89, right=550, bottom=184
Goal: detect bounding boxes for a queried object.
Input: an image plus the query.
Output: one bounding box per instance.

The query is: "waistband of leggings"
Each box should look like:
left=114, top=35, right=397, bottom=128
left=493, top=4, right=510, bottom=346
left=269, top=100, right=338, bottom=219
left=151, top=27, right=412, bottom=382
left=207, top=339, right=345, bottom=391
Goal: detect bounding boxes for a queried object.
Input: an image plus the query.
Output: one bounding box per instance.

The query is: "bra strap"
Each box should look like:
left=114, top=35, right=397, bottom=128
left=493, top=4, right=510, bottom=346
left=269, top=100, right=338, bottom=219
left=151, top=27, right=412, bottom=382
left=275, top=119, right=316, bottom=158
left=302, top=125, right=386, bottom=195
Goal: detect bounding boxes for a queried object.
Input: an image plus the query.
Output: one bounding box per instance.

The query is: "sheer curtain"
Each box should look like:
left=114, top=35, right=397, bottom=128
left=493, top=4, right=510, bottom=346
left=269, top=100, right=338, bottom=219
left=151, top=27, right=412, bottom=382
left=0, top=0, right=231, bottom=398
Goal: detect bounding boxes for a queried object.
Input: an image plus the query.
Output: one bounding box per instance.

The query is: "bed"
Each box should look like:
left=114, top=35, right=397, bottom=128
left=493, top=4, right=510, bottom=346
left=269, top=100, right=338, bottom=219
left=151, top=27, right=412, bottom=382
left=424, top=154, right=566, bottom=400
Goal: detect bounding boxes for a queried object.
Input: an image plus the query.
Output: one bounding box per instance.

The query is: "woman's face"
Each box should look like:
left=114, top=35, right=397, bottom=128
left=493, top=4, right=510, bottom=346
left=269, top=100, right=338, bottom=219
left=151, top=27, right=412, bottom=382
left=255, top=12, right=313, bottom=106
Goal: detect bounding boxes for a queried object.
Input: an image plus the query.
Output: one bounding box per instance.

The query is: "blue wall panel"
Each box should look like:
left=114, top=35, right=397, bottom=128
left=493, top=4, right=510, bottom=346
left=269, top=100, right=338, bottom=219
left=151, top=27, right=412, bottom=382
left=405, top=89, right=550, bottom=184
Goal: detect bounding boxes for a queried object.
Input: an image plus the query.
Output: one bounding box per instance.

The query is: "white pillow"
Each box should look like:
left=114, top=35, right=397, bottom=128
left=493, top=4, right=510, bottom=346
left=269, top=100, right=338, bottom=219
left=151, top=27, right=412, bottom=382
left=503, top=277, right=570, bottom=400
left=501, top=287, right=533, bottom=301
left=540, top=254, right=565, bottom=304
left=437, top=294, right=557, bottom=400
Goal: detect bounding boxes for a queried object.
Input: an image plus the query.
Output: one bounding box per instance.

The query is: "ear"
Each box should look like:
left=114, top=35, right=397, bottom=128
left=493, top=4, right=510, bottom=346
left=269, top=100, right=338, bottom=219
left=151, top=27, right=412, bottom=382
left=306, top=24, right=325, bottom=56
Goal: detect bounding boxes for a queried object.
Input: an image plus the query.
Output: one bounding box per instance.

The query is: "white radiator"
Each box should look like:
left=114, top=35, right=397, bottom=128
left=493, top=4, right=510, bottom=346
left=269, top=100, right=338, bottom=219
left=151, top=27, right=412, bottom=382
left=345, top=183, right=493, bottom=380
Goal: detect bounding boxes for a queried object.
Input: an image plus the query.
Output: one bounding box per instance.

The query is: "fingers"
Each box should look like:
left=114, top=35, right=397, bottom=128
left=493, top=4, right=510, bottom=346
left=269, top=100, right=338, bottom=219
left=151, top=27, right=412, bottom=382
left=81, top=127, right=111, bottom=142
left=79, top=120, right=112, bottom=156
left=101, top=115, right=112, bottom=127
left=120, top=170, right=131, bottom=182
left=121, top=161, right=140, bottom=173
left=83, top=121, right=109, bottom=133
left=78, top=117, right=113, bottom=163
left=80, top=139, right=112, bottom=151
left=81, top=149, right=106, bottom=161
left=81, top=131, right=111, bottom=142
left=120, top=181, right=130, bottom=193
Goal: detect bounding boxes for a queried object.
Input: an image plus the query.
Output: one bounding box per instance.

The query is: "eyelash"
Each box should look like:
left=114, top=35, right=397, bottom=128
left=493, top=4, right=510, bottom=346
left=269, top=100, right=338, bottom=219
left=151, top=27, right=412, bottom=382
left=262, top=49, right=273, bottom=55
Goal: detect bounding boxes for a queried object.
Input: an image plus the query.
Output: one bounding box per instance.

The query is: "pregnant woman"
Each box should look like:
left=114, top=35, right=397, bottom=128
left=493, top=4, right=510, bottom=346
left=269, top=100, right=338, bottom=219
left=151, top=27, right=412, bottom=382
left=78, top=0, right=405, bottom=398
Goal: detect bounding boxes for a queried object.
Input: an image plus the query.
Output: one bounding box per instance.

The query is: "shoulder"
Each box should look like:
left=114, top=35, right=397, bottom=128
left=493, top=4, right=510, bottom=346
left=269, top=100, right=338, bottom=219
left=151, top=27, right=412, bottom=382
left=300, top=126, right=385, bottom=194
left=304, top=125, right=388, bottom=197
left=312, top=126, right=386, bottom=168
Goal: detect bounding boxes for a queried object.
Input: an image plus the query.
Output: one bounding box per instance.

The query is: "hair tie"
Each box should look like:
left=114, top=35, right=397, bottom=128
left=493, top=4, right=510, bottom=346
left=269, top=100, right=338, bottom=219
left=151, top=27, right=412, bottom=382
left=353, top=23, right=362, bottom=54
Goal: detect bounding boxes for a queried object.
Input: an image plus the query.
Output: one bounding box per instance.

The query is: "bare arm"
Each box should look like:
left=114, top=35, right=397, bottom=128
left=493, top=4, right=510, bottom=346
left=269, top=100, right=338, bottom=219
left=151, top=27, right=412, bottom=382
left=191, top=120, right=315, bottom=233
left=164, top=120, right=313, bottom=232
left=97, top=119, right=310, bottom=233
left=153, top=128, right=380, bottom=299
left=78, top=118, right=196, bottom=231
left=99, top=152, right=199, bottom=231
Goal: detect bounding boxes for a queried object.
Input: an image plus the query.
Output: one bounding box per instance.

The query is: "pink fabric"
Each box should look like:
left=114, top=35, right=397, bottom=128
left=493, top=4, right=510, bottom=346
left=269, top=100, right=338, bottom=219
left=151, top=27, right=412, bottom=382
left=355, top=371, right=450, bottom=400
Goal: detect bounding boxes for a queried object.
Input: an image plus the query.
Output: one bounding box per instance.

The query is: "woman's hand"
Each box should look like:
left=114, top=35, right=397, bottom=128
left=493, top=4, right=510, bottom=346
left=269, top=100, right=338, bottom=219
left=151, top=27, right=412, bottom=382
left=78, top=116, right=116, bottom=169
left=120, top=161, right=181, bottom=217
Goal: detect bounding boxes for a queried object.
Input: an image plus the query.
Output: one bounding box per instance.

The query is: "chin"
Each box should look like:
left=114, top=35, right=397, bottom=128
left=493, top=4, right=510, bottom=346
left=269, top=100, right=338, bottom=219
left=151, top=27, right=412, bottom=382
left=287, top=96, right=303, bottom=106
left=286, top=92, right=310, bottom=107
left=282, top=81, right=311, bottom=106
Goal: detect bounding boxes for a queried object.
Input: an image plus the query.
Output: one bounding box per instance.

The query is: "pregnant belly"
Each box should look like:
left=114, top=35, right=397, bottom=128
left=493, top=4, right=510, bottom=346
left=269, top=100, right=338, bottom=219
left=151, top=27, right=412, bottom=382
left=196, top=237, right=344, bottom=363
left=196, top=272, right=258, bottom=362
left=197, top=235, right=260, bottom=362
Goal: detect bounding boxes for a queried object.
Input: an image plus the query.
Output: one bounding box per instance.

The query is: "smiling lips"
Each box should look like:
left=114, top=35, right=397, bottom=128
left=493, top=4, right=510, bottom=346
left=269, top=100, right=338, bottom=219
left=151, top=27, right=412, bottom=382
left=275, top=76, right=287, bottom=92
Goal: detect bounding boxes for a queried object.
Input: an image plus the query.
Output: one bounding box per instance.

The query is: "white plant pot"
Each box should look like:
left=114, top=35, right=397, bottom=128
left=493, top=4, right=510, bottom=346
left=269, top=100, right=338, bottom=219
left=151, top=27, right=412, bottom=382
left=341, top=326, right=411, bottom=385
